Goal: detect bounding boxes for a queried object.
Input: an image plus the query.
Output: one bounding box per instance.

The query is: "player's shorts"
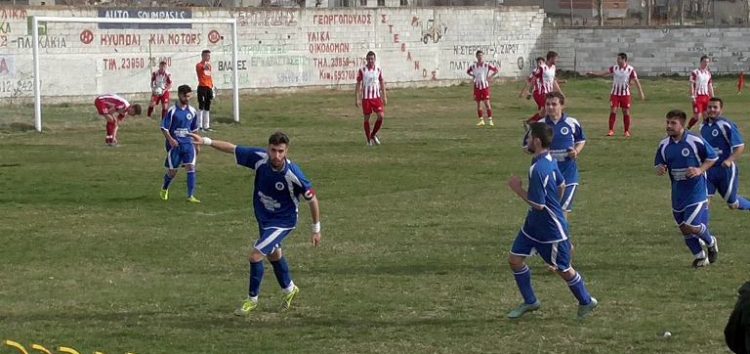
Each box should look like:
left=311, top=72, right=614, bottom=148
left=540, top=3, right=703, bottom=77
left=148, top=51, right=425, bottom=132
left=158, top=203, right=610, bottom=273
left=561, top=184, right=578, bottom=212
left=95, top=99, right=114, bottom=115
left=533, top=91, right=546, bottom=109
left=362, top=98, right=384, bottom=115
left=692, top=95, right=710, bottom=114
left=708, top=163, right=742, bottom=206
left=474, top=87, right=490, bottom=102
left=255, top=226, right=295, bottom=256
left=511, top=233, right=573, bottom=272
left=151, top=92, right=171, bottom=106
left=164, top=143, right=196, bottom=169
left=197, top=85, right=214, bottom=111
left=610, top=94, right=632, bottom=109
left=672, top=201, right=708, bottom=227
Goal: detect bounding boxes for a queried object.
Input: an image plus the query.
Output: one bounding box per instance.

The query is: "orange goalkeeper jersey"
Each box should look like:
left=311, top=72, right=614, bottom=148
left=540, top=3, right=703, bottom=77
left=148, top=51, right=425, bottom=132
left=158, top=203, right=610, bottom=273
left=196, top=61, right=213, bottom=88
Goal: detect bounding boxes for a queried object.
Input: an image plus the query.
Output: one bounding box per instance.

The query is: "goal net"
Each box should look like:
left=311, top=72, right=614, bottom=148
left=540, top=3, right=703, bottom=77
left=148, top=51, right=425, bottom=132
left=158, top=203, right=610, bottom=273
left=27, top=16, right=239, bottom=132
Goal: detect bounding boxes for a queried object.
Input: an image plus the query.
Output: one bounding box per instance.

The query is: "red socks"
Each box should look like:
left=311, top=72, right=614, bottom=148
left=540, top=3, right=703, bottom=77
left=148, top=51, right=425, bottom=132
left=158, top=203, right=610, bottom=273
left=608, top=113, right=616, bottom=131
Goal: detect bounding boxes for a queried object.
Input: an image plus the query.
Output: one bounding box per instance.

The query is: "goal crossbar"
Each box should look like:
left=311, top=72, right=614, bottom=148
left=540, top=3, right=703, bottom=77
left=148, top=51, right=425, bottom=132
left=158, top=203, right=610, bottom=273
left=31, top=16, right=240, bottom=132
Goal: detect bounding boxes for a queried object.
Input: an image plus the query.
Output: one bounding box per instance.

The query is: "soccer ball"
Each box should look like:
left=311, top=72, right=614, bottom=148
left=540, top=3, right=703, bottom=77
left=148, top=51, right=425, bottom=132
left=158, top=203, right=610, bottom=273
left=152, top=86, right=164, bottom=96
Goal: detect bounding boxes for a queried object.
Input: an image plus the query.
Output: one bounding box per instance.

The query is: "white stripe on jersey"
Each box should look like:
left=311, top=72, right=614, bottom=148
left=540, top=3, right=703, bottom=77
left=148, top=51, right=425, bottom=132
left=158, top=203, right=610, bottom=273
left=468, top=62, right=498, bottom=89
left=358, top=66, right=383, bottom=99
left=97, top=94, right=130, bottom=109
left=610, top=65, right=637, bottom=96
left=690, top=69, right=712, bottom=96
left=531, top=64, right=556, bottom=94
left=152, top=70, right=172, bottom=89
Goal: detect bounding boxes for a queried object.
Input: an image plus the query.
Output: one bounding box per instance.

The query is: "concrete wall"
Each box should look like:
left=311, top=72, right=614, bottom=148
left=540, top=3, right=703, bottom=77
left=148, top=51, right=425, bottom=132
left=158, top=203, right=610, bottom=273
left=0, top=5, right=546, bottom=101
left=545, top=27, right=750, bottom=75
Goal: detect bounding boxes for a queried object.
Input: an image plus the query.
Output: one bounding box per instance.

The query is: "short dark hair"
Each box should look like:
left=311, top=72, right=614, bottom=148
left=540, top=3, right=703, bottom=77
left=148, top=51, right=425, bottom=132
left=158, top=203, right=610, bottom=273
left=131, top=103, right=142, bottom=115
left=178, top=84, right=192, bottom=95
left=159, top=60, right=167, bottom=65
left=700, top=55, right=709, bottom=62
left=535, top=56, right=545, bottom=62
left=366, top=51, right=376, bottom=58
left=529, top=122, right=554, bottom=148
left=666, top=109, right=687, bottom=122
left=709, top=97, right=724, bottom=108
left=546, top=51, right=558, bottom=61
left=545, top=91, right=565, bottom=105
left=269, top=131, right=290, bottom=146
left=201, top=49, right=211, bottom=55
left=476, top=50, right=484, bottom=56
left=617, top=52, right=628, bottom=61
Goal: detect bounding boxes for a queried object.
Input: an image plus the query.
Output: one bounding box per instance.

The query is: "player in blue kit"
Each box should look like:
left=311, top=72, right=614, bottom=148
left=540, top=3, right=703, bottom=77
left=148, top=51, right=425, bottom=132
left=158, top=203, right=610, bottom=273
left=190, top=131, right=321, bottom=315
left=655, top=109, right=719, bottom=267
left=700, top=98, right=750, bottom=211
left=159, top=84, right=200, bottom=203
left=507, top=122, right=597, bottom=320
left=523, top=92, right=585, bottom=217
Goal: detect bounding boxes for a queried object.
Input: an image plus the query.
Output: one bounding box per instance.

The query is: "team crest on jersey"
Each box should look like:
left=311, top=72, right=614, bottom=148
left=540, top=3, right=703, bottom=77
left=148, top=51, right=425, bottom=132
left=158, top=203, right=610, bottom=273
left=681, top=148, right=690, bottom=157
left=560, top=127, right=570, bottom=135
left=275, top=182, right=285, bottom=191
left=712, top=129, right=719, bottom=137
left=186, top=113, right=193, bottom=120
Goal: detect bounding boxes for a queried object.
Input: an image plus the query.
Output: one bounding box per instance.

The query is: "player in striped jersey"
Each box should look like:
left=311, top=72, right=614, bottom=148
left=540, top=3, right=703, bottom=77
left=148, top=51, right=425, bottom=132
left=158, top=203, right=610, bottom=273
left=147, top=60, right=173, bottom=120
left=687, top=55, right=715, bottom=130
left=94, top=93, right=142, bottom=146
left=520, top=51, right=563, bottom=126
left=467, top=50, right=499, bottom=126
left=355, top=51, right=387, bottom=146
left=587, top=53, right=645, bottom=137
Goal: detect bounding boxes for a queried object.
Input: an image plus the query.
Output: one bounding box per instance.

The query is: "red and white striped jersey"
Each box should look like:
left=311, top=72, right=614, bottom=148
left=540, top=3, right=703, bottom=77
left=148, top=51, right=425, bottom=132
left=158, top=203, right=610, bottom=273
left=690, top=68, right=712, bottom=96
left=467, top=62, right=498, bottom=89
left=151, top=70, right=172, bottom=90
left=530, top=63, right=556, bottom=94
left=96, top=94, right=130, bottom=111
left=357, top=65, right=384, bottom=99
left=609, top=65, right=638, bottom=96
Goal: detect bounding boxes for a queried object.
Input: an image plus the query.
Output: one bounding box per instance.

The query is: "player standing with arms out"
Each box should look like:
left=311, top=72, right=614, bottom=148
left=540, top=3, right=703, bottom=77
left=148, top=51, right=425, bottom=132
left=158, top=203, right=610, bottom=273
left=355, top=51, right=387, bottom=146
left=654, top=109, right=719, bottom=268
left=159, top=85, right=201, bottom=203
left=587, top=53, right=645, bottom=137
left=94, top=93, right=142, bottom=147
left=687, top=55, right=715, bottom=130
left=520, top=51, right=563, bottom=126
left=196, top=49, right=215, bottom=132
left=190, top=131, right=322, bottom=315
left=701, top=98, right=750, bottom=211
left=147, top=60, right=173, bottom=120
left=467, top=50, right=498, bottom=127
left=506, top=122, right=597, bottom=320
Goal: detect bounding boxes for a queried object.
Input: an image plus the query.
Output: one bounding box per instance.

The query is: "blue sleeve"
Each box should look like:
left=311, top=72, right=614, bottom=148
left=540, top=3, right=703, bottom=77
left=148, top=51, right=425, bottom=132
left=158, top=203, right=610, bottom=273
left=654, top=144, right=666, bottom=166
left=235, top=146, right=267, bottom=170
left=730, top=123, right=745, bottom=148
left=527, top=167, right=546, bottom=207
left=574, top=122, right=586, bottom=143
left=161, top=109, right=173, bottom=131
left=289, top=164, right=314, bottom=200
left=700, top=138, right=718, bottom=161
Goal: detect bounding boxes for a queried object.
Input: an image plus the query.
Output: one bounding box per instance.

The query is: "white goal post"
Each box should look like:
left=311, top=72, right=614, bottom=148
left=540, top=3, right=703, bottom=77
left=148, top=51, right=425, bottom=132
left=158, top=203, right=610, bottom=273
left=31, top=16, right=240, bottom=132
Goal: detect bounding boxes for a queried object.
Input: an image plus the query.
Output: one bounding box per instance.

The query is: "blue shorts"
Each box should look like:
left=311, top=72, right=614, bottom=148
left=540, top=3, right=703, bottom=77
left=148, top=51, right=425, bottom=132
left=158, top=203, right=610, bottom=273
left=510, top=232, right=572, bottom=272
left=672, top=201, right=708, bottom=227
left=254, top=226, right=295, bottom=256
left=707, top=163, right=741, bottom=206
left=164, top=144, right=196, bottom=169
left=561, top=184, right=577, bottom=212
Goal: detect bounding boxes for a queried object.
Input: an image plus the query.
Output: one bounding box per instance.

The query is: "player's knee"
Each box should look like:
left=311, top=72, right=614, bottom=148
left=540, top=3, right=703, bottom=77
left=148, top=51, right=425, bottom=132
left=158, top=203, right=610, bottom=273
left=185, top=164, right=195, bottom=172
left=508, top=255, right=525, bottom=269
left=678, top=224, right=697, bottom=235
left=267, top=249, right=283, bottom=261
left=167, top=169, right=178, bottom=177
left=557, top=268, right=576, bottom=281
left=249, top=249, right=265, bottom=263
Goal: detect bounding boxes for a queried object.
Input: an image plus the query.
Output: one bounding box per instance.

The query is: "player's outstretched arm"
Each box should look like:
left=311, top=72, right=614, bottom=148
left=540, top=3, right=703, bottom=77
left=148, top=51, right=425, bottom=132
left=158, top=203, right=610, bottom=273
left=308, top=195, right=321, bottom=247
left=189, top=133, right=236, bottom=154
left=635, top=78, right=646, bottom=100
left=585, top=70, right=610, bottom=77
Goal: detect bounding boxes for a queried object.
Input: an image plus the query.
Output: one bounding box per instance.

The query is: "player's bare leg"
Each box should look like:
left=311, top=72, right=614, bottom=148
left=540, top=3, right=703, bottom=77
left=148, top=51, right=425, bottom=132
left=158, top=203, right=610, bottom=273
left=483, top=100, right=494, bottom=126
left=687, top=112, right=702, bottom=130
left=475, top=101, right=485, bottom=126
left=607, top=106, right=618, bottom=137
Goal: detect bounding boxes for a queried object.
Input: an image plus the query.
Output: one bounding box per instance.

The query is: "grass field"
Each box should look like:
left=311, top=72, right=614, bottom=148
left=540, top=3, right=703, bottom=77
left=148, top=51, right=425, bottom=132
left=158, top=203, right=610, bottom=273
left=2, top=78, right=749, bottom=354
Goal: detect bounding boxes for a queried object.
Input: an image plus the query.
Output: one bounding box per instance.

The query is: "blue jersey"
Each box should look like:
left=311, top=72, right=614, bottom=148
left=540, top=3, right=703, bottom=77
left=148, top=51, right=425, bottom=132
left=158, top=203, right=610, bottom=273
left=523, top=114, right=586, bottom=185
left=235, top=146, right=314, bottom=229
left=161, top=104, right=198, bottom=151
left=654, top=132, right=718, bottom=210
left=521, top=152, right=569, bottom=243
left=700, top=117, right=744, bottom=165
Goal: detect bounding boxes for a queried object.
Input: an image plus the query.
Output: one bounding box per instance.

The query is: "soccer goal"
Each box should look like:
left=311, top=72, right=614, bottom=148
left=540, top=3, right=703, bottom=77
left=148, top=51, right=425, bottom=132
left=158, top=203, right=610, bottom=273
left=30, top=16, right=240, bottom=132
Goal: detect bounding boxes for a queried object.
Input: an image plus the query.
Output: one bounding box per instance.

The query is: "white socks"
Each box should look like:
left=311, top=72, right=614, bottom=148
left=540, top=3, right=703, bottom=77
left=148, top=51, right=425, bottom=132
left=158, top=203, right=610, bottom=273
left=203, top=111, right=210, bottom=129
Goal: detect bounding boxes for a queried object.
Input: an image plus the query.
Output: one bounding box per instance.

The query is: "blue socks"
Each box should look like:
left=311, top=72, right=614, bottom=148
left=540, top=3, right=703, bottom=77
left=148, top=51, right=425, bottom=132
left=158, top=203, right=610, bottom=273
left=162, top=173, right=173, bottom=190
left=513, top=265, right=537, bottom=305
left=684, top=235, right=705, bottom=258
left=186, top=171, right=196, bottom=197
left=249, top=261, right=264, bottom=298
left=270, top=257, right=293, bottom=289
left=567, top=272, right=593, bottom=305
